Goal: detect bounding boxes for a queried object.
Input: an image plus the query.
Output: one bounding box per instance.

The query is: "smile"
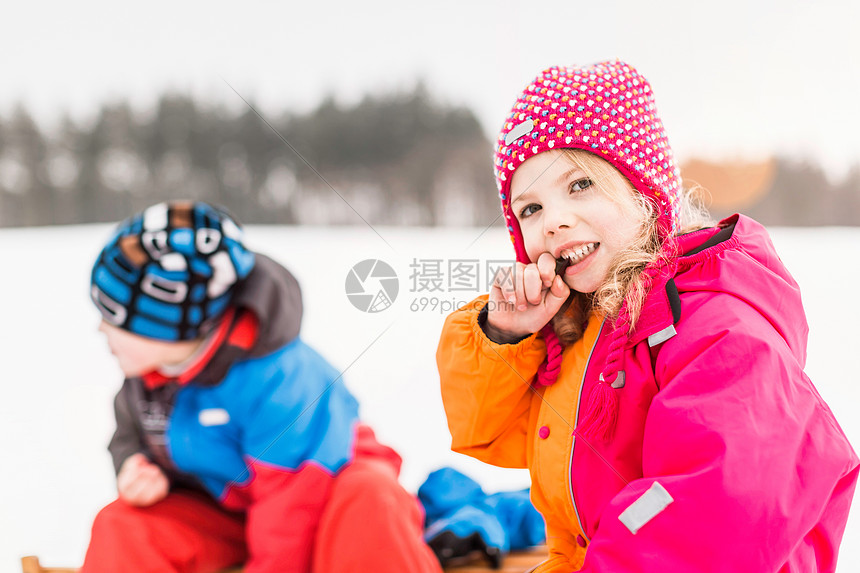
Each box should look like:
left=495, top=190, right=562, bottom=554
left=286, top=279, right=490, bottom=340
left=555, top=242, right=599, bottom=274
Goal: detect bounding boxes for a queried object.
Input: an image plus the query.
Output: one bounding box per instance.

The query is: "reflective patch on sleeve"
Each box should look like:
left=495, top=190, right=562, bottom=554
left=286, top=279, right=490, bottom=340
left=199, top=408, right=230, bottom=427
left=618, top=481, right=673, bottom=534
left=647, top=325, right=677, bottom=347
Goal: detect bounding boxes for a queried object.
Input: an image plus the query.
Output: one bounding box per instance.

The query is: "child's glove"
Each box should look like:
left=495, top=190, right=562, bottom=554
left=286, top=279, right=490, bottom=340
left=424, top=505, right=504, bottom=568
left=117, top=452, right=170, bottom=506
left=419, top=468, right=545, bottom=569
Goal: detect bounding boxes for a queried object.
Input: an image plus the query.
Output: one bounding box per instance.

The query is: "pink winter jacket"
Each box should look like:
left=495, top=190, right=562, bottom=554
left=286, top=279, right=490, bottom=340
left=438, top=214, right=858, bottom=572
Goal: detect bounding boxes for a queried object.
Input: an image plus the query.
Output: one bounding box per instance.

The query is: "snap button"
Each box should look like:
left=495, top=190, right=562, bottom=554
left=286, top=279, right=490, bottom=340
left=538, top=425, right=550, bottom=439
left=577, top=534, right=587, bottom=547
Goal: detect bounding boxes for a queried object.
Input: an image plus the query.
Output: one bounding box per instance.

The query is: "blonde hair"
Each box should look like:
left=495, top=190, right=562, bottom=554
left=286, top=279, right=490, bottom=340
left=551, top=149, right=713, bottom=344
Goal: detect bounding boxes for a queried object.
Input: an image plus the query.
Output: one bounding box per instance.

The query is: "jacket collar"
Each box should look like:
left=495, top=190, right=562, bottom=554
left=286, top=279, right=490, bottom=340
left=627, top=214, right=739, bottom=347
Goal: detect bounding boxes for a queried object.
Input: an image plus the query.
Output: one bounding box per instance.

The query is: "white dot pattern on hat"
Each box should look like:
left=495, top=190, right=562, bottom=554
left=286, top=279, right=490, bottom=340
left=494, top=60, right=682, bottom=260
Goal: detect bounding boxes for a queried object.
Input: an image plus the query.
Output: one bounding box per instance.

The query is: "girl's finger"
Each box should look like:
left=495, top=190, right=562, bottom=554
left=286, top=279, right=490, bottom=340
left=544, top=275, right=571, bottom=315
left=536, top=252, right=557, bottom=286
left=492, top=265, right=517, bottom=304
left=513, top=262, right=528, bottom=311
left=523, top=264, right=542, bottom=306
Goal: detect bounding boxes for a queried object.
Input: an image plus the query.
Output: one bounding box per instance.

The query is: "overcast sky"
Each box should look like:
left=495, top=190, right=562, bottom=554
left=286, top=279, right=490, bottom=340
left=2, top=0, right=858, bottom=177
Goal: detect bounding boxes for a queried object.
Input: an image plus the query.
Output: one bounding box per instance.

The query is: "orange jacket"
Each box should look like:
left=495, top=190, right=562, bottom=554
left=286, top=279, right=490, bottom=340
left=437, top=295, right=599, bottom=572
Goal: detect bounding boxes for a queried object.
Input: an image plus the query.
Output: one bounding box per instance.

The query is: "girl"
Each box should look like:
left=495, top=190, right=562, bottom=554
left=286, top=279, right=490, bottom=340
left=437, top=60, right=858, bottom=572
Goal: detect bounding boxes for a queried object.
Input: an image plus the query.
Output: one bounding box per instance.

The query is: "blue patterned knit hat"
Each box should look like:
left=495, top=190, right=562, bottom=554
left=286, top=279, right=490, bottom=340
left=90, top=201, right=256, bottom=341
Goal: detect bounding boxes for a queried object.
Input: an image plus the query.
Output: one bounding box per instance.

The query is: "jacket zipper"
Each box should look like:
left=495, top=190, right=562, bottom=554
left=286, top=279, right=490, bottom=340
left=568, top=317, right=605, bottom=543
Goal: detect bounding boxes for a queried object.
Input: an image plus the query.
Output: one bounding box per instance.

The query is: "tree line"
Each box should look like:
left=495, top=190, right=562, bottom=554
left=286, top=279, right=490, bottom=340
left=0, top=86, right=857, bottom=228
left=0, top=85, right=498, bottom=228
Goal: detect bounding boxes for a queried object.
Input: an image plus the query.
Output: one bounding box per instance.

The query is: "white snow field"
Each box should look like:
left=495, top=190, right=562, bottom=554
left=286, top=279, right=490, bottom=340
left=1, top=223, right=858, bottom=571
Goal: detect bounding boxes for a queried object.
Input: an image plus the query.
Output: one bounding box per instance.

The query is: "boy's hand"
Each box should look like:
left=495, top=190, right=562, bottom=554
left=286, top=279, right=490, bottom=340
left=485, top=253, right=570, bottom=343
left=117, top=453, right=169, bottom=507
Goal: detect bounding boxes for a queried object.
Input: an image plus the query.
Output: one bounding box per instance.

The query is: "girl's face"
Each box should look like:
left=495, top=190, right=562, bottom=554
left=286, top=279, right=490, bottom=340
left=510, top=150, right=645, bottom=294
left=98, top=320, right=200, bottom=377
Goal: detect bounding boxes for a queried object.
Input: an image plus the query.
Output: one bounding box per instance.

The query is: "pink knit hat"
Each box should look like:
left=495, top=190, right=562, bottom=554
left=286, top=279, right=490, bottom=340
left=494, top=60, right=682, bottom=440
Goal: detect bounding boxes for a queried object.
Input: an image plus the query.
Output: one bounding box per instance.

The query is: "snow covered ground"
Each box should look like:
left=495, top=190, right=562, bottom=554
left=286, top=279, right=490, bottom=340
left=1, top=223, right=858, bottom=571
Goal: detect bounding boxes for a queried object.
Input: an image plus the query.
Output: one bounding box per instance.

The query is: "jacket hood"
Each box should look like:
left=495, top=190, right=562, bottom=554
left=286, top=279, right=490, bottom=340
left=671, top=214, right=808, bottom=366
left=232, top=252, right=303, bottom=358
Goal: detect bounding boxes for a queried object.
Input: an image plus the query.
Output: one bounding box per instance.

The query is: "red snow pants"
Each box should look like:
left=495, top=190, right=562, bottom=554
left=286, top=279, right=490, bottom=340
left=80, top=427, right=442, bottom=573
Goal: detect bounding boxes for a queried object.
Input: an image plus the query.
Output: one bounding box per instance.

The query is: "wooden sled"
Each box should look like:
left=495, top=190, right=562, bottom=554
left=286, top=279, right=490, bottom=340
left=441, top=544, right=547, bottom=572
left=21, top=546, right=547, bottom=573
left=20, top=559, right=242, bottom=573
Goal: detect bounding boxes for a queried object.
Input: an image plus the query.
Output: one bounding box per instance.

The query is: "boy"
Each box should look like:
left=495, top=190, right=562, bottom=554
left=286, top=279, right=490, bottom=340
left=83, top=201, right=441, bottom=573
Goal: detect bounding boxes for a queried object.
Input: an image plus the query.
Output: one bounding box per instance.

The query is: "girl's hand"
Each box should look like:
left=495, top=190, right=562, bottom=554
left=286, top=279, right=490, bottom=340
left=485, top=252, right=570, bottom=343
left=117, top=453, right=170, bottom=507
